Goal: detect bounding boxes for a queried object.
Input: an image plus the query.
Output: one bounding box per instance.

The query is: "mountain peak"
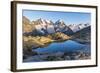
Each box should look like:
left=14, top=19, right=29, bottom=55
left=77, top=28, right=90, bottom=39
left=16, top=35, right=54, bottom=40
left=56, top=19, right=64, bottom=23
left=55, top=19, right=66, bottom=26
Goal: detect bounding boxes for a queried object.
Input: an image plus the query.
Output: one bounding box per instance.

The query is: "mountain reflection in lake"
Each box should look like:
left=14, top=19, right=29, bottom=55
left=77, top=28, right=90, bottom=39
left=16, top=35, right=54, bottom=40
left=34, top=40, right=89, bottom=53
left=23, top=40, right=91, bottom=62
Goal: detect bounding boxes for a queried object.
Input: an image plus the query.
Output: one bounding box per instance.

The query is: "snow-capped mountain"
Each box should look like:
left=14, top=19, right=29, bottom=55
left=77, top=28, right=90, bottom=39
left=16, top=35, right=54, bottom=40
left=69, top=23, right=90, bottom=32
left=23, top=16, right=90, bottom=36
left=31, top=18, right=55, bottom=35
left=54, top=20, right=74, bottom=35
left=54, top=20, right=66, bottom=32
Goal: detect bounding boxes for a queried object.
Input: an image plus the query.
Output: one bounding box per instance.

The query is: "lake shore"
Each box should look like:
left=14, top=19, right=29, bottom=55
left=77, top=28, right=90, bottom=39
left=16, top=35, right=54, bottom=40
left=23, top=50, right=91, bottom=62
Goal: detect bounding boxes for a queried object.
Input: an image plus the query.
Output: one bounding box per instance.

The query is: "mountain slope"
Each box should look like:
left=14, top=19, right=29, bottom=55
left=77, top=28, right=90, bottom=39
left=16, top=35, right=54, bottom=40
left=69, top=23, right=90, bottom=32
left=72, top=26, right=91, bottom=43
left=23, top=16, right=32, bottom=33
left=54, top=20, right=74, bottom=35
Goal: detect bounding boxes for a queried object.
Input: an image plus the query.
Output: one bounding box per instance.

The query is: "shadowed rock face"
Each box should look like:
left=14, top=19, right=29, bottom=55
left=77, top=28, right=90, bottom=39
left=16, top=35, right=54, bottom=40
left=71, top=26, right=91, bottom=44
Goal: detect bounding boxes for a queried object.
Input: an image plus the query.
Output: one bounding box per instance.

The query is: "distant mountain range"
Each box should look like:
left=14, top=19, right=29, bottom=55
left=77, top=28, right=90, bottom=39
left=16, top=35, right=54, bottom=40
left=23, top=16, right=90, bottom=36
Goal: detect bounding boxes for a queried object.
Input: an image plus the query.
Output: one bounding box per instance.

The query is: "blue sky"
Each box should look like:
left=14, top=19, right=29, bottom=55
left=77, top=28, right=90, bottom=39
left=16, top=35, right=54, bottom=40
left=23, top=10, right=91, bottom=25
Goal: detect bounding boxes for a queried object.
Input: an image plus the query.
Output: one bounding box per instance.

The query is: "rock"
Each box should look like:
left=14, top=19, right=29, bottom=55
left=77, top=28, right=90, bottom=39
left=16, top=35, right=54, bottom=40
left=23, top=55, right=44, bottom=62
left=45, top=56, right=63, bottom=61
left=23, top=16, right=33, bottom=33
left=23, top=48, right=38, bottom=58
left=64, top=56, right=71, bottom=60
left=54, top=52, right=64, bottom=57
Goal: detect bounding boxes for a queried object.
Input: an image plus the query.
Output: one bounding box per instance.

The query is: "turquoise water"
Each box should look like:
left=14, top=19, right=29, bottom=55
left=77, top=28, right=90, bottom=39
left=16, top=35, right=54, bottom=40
left=34, top=40, right=90, bottom=54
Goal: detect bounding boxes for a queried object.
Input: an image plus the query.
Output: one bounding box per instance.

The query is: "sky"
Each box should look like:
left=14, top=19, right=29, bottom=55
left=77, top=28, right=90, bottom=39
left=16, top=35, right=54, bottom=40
left=23, top=10, right=91, bottom=25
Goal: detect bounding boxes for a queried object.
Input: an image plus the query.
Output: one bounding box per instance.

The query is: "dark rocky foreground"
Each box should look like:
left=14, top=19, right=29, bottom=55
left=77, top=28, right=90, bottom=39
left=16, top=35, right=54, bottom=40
left=23, top=50, right=91, bottom=62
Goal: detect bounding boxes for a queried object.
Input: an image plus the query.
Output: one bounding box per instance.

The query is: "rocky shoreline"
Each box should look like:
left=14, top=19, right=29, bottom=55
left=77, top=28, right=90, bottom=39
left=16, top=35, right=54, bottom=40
left=23, top=50, right=91, bottom=62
